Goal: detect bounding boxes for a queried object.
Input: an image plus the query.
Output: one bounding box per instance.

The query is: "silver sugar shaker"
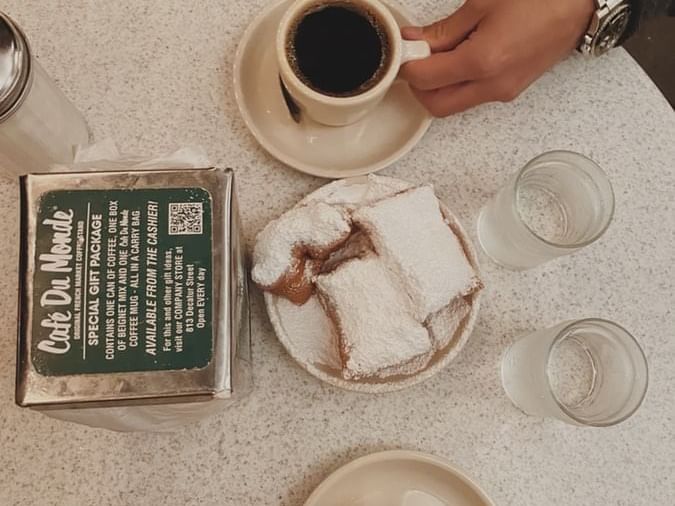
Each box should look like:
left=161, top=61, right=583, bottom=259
left=0, top=11, right=91, bottom=177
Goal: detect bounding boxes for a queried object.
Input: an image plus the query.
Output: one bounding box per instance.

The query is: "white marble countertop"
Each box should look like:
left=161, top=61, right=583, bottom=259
left=1, top=1, right=674, bottom=505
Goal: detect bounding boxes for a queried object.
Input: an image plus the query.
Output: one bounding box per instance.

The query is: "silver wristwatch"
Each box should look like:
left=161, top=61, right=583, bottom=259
left=579, top=0, right=632, bottom=56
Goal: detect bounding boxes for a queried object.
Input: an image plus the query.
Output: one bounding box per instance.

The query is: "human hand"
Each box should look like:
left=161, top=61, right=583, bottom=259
left=400, top=0, right=595, bottom=116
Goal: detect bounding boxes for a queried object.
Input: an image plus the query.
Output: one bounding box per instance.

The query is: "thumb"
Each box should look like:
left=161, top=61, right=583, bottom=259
left=402, top=4, right=484, bottom=52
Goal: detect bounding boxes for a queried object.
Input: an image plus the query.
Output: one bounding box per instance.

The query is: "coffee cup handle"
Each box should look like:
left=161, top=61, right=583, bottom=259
left=400, top=40, right=431, bottom=64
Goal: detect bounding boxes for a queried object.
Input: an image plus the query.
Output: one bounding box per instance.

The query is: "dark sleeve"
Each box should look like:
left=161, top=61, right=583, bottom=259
left=623, top=0, right=674, bottom=41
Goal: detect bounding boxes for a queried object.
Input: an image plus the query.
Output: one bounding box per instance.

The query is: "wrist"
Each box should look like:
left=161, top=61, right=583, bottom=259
left=579, top=0, right=632, bottom=56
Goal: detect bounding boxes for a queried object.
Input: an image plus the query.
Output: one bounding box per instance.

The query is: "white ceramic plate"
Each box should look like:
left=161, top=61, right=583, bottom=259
left=264, top=176, right=482, bottom=393
left=305, top=451, right=495, bottom=506
left=233, top=0, right=432, bottom=178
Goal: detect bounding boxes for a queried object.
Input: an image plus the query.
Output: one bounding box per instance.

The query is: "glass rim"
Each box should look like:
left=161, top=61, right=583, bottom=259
left=511, top=150, right=616, bottom=250
left=545, top=318, right=649, bottom=427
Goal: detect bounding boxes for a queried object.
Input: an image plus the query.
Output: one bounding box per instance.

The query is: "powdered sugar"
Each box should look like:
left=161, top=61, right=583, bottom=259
left=427, top=297, right=472, bottom=351
left=262, top=176, right=483, bottom=390
left=273, top=295, right=342, bottom=370
left=354, top=185, right=481, bottom=320
left=320, top=230, right=373, bottom=274
left=302, top=174, right=414, bottom=211
left=252, top=202, right=351, bottom=287
left=316, top=257, right=432, bottom=380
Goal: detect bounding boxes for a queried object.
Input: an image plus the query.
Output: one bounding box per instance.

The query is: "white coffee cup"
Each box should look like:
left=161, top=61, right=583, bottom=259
left=277, top=0, right=430, bottom=126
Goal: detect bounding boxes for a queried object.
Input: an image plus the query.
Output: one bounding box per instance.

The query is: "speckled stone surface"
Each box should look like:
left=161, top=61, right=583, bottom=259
left=1, top=1, right=674, bottom=505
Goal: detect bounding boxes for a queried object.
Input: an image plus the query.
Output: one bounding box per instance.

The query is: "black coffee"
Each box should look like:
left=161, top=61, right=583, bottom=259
left=288, top=3, right=390, bottom=97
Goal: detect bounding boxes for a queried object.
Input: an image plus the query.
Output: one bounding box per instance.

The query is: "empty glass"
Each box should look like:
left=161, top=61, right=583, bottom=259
left=477, top=151, right=615, bottom=270
left=501, top=318, right=648, bottom=427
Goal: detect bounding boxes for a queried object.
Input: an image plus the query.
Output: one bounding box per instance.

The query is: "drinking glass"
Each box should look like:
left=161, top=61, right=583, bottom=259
left=477, top=151, right=615, bottom=270
left=0, top=11, right=91, bottom=177
left=501, top=318, right=648, bottom=427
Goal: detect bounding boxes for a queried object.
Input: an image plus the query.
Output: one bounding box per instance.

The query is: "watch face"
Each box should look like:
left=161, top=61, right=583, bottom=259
left=593, top=5, right=631, bottom=56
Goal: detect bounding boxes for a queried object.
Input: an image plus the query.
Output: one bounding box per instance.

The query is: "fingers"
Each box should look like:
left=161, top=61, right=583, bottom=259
left=400, top=0, right=583, bottom=117
left=412, top=84, right=488, bottom=117
left=402, top=1, right=485, bottom=52
left=412, top=76, right=524, bottom=117
left=400, top=37, right=496, bottom=90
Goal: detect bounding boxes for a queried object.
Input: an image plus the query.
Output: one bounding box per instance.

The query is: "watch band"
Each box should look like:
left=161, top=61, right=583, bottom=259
left=579, top=0, right=630, bottom=56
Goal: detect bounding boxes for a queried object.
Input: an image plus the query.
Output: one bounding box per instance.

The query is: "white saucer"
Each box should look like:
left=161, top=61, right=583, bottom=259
left=264, top=176, right=482, bottom=393
left=304, top=451, right=495, bottom=506
left=234, top=0, right=432, bottom=178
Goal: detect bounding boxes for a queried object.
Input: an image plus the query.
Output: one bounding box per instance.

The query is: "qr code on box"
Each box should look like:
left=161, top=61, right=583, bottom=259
left=169, top=202, right=203, bottom=235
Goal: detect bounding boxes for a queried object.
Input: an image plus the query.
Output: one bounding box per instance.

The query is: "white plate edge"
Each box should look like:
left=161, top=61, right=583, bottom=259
left=304, top=450, right=496, bottom=506
left=264, top=176, right=484, bottom=393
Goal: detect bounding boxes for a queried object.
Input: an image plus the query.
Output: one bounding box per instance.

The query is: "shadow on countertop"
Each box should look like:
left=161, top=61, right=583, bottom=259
left=624, top=16, right=675, bottom=107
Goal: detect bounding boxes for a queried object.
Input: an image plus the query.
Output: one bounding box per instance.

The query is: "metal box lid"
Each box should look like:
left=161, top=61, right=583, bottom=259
left=16, top=167, right=241, bottom=409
